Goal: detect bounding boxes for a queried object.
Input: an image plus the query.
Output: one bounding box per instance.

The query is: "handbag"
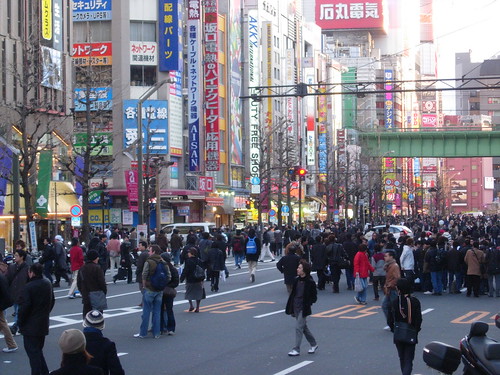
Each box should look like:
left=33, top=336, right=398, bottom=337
left=472, top=250, right=486, bottom=274
left=393, top=296, right=417, bottom=345
left=163, top=286, right=177, bottom=298
left=89, top=290, right=108, bottom=311
left=193, top=262, right=205, bottom=281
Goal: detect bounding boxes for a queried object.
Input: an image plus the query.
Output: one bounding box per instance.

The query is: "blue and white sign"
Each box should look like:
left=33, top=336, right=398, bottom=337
left=158, top=0, right=183, bottom=72
left=74, top=87, right=112, bottom=112
left=281, top=205, right=290, bottom=213
left=269, top=209, right=276, bottom=217
left=72, top=0, right=112, bottom=22
left=251, top=176, right=260, bottom=185
left=123, top=100, right=168, bottom=155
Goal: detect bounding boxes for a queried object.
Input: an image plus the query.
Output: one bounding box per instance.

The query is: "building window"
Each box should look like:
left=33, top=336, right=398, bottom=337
left=469, top=102, right=480, bottom=111
left=218, top=30, right=225, bottom=53
left=472, top=192, right=479, bottom=197
left=1, top=40, right=6, bottom=101
left=219, top=64, right=224, bottom=83
left=130, top=66, right=156, bottom=86
left=471, top=165, right=478, bottom=170
left=471, top=178, right=478, bottom=184
left=219, top=129, right=225, bottom=151
left=74, top=21, right=112, bottom=42
left=488, top=97, right=500, bottom=104
left=130, top=21, right=156, bottom=41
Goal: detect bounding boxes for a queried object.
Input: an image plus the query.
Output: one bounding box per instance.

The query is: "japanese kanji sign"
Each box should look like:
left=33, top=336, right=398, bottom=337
left=73, top=0, right=112, bottom=22
left=158, top=0, right=183, bottom=72
left=384, top=69, right=393, bottom=129
left=188, top=0, right=201, bottom=171
left=74, top=87, right=112, bottom=112
left=130, top=41, right=158, bottom=66
left=315, top=0, right=386, bottom=30
left=72, top=42, right=112, bottom=66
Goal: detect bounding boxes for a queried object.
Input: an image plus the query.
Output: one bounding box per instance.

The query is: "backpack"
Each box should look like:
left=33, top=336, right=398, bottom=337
left=150, top=261, right=169, bottom=291
left=167, top=263, right=180, bottom=288
left=246, top=237, right=257, bottom=254
left=232, top=237, right=243, bottom=254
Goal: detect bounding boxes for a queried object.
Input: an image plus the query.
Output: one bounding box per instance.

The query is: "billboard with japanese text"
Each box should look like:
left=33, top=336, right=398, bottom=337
left=73, top=0, right=112, bottom=22
left=72, top=42, right=112, bottom=65
left=74, top=87, right=112, bottom=112
left=130, top=42, right=157, bottom=66
left=315, top=0, right=386, bottom=30
left=158, top=0, right=183, bottom=72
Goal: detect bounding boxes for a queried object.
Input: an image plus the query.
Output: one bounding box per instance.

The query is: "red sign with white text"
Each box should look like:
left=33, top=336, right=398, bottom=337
left=198, top=176, right=214, bottom=192
left=315, top=0, right=386, bottom=30
left=125, top=170, right=139, bottom=212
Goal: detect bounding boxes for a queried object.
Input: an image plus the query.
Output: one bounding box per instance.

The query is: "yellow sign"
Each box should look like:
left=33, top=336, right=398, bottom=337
left=42, top=0, right=52, bottom=41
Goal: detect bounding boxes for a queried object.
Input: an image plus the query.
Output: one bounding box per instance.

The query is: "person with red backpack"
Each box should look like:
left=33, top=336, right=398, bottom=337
left=231, top=230, right=246, bottom=269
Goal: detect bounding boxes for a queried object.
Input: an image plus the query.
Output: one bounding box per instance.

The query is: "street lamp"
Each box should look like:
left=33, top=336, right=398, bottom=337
left=137, top=78, right=172, bottom=225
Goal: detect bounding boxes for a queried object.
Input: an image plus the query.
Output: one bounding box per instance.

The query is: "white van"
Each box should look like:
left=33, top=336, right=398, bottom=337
left=162, top=222, right=216, bottom=241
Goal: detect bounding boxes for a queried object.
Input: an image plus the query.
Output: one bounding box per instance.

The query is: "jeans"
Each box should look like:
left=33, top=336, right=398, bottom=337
left=395, top=342, right=416, bottom=375
left=210, top=270, right=220, bottom=291
left=24, top=335, right=49, bottom=375
left=140, top=290, right=162, bottom=337
left=330, top=265, right=342, bottom=293
left=382, top=289, right=398, bottom=325
left=430, top=271, right=443, bottom=293
left=234, top=253, right=245, bottom=267
left=161, top=296, right=176, bottom=333
left=293, top=311, right=316, bottom=352
left=488, top=274, right=500, bottom=297
left=316, top=269, right=326, bottom=290
left=356, top=277, right=368, bottom=303
left=276, top=242, right=283, bottom=256
left=372, top=276, right=386, bottom=299
left=171, top=249, right=181, bottom=266
left=448, top=271, right=464, bottom=293
left=345, top=268, right=355, bottom=289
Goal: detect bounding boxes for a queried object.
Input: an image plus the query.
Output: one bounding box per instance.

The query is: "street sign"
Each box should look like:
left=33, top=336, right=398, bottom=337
left=71, top=216, right=81, bottom=227
left=394, top=180, right=401, bottom=187
left=251, top=176, right=260, bottom=185
left=70, top=204, right=83, bottom=217
left=281, top=205, right=290, bottom=213
left=385, top=178, right=393, bottom=186
left=269, top=209, right=276, bottom=216
left=251, top=185, right=260, bottom=194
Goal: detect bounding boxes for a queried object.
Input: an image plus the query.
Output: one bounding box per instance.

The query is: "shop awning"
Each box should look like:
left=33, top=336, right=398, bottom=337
left=48, top=181, right=80, bottom=216
left=167, top=199, right=193, bottom=204
left=205, top=197, right=224, bottom=206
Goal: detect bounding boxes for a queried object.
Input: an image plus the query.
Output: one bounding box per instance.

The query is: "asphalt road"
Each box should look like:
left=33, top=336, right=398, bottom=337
left=1, top=258, right=499, bottom=375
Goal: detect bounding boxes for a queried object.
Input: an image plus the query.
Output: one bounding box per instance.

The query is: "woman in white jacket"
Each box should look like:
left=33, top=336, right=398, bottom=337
left=400, top=237, right=415, bottom=282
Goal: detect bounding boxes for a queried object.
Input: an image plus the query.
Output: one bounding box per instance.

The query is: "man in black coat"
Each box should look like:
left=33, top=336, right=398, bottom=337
left=17, top=263, right=55, bottom=375
left=276, top=244, right=301, bottom=293
left=77, top=250, right=107, bottom=318
left=83, top=310, right=125, bottom=375
left=310, top=236, right=328, bottom=290
left=285, top=260, right=318, bottom=356
left=96, top=234, right=109, bottom=276
left=343, top=233, right=358, bottom=290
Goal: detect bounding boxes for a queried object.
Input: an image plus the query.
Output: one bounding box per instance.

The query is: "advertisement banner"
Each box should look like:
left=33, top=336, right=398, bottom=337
left=74, top=87, right=112, bottom=112
left=35, top=151, right=53, bottom=217
left=122, top=210, right=134, bottom=226
left=123, top=100, right=168, bottom=154
left=158, top=0, right=183, bottom=71
left=384, top=69, right=394, bottom=129
left=187, top=1, right=201, bottom=171
left=42, top=0, right=52, bottom=41
left=0, top=146, right=12, bottom=215
left=315, top=0, right=386, bottom=30
left=168, top=71, right=184, bottom=156
left=73, top=0, right=112, bottom=21
left=125, top=170, right=138, bottom=212
left=72, top=42, right=112, bottom=66
left=73, top=133, right=113, bottom=156
left=248, top=9, right=260, bottom=186
left=41, top=46, right=63, bottom=90
left=198, top=176, right=214, bottom=192
left=421, top=114, right=437, bottom=128
left=109, top=208, right=122, bottom=224
left=204, top=0, right=220, bottom=171
left=130, top=42, right=158, bottom=66
left=318, top=86, right=327, bottom=181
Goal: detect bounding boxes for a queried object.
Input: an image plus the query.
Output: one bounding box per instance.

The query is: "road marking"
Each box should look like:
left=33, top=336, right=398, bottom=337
left=273, top=361, right=313, bottom=375
left=254, top=309, right=285, bottom=318
left=422, top=308, right=434, bottom=315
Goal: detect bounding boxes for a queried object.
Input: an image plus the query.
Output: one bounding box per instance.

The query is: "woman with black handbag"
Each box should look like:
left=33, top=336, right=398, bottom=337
left=389, top=278, right=422, bottom=375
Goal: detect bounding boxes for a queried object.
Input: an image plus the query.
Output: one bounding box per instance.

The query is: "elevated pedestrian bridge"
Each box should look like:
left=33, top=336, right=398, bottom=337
left=358, top=127, right=500, bottom=157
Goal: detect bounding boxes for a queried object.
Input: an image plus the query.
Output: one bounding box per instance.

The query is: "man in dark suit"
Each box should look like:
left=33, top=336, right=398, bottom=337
left=17, top=263, right=55, bottom=375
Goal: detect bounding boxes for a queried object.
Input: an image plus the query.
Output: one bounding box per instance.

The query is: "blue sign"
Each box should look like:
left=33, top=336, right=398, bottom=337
left=158, top=0, right=183, bottom=72
left=251, top=177, right=260, bottom=185
left=318, top=133, right=327, bottom=174
left=269, top=209, right=276, bottom=216
left=72, top=0, right=112, bottom=22
left=123, top=100, right=168, bottom=155
left=281, top=205, right=290, bottom=213
left=74, top=87, right=112, bottom=112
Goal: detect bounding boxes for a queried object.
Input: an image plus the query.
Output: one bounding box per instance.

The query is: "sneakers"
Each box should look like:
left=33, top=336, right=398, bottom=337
left=167, top=331, right=175, bottom=336
left=354, top=296, right=361, bottom=304
left=154, top=335, right=161, bottom=339
left=68, top=295, right=75, bottom=299
left=423, top=291, right=433, bottom=295
left=308, top=345, right=318, bottom=354
left=383, top=325, right=391, bottom=331
left=2, top=347, right=18, bottom=353
left=288, top=349, right=300, bottom=356
left=133, top=333, right=145, bottom=338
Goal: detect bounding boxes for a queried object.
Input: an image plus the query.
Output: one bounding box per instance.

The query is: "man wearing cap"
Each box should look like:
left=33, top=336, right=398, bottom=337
left=17, top=263, right=54, bottom=375
left=77, top=250, right=107, bottom=319
left=83, top=310, right=125, bottom=375
left=53, top=235, right=71, bottom=288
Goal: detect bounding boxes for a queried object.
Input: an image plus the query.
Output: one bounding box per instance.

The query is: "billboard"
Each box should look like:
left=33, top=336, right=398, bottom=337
left=72, top=0, right=112, bottom=22
left=41, top=46, right=63, bottom=90
left=158, top=0, right=183, bottom=72
left=72, top=42, right=112, bottom=65
left=384, top=69, right=394, bottom=129
left=187, top=0, right=201, bottom=171
left=74, top=87, right=112, bottom=112
left=130, top=42, right=158, bottom=66
left=204, top=0, right=220, bottom=171
left=123, top=100, right=168, bottom=154
left=421, top=114, right=437, bottom=128
left=316, top=0, right=386, bottom=30
left=248, top=9, right=260, bottom=184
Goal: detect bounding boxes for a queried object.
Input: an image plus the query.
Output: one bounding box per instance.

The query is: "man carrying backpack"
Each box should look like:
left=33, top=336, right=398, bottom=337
left=135, top=245, right=170, bottom=339
left=231, top=230, right=246, bottom=269
left=245, top=229, right=261, bottom=283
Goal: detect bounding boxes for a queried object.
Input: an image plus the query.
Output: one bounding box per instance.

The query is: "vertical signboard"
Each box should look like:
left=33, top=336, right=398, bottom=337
left=125, top=169, right=139, bottom=212
left=35, top=151, right=53, bottom=217
left=42, top=0, right=52, bottom=42
left=263, top=22, right=273, bottom=132
left=248, top=9, right=260, bottom=187
left=204, top=0, right=220, bottom=171
left=158, top=0, right=183, bottom=71
left=188, top=0, right=201, bottom=171
left=285, top=49, right=295, bottom=135
left=0, top=146, right=12, bottom=215
left=318, top=86, right=327, bottom=181
left=384, top=69, right=394, bottom=129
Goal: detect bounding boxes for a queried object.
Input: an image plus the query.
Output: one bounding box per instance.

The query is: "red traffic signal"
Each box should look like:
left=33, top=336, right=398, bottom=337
left=245, top=200, right=251, bottom=209
left=297, top=167, right=307, bottom=176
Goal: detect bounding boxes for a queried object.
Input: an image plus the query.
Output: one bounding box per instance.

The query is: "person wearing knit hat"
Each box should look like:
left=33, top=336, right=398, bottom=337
left=50, top=329, right=103, bottom=375
left=83, top=311, right=125, bottom=375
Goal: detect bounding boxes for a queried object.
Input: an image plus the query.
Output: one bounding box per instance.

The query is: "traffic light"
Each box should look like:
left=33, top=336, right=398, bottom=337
left=245, top=200, right=251, bottom=209
left=296, top=167, right=307, bottom=180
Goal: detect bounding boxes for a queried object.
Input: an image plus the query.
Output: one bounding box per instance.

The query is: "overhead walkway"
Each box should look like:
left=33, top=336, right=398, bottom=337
left=358, top=128, right=500, bottom=157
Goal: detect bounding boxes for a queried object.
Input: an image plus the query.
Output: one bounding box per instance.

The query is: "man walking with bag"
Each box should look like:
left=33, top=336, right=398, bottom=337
left=77, top=250, right=107, bottom=319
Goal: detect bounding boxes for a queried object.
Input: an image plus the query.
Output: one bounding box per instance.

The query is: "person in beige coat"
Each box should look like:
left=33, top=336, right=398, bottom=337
left=464, top=241, right=485, bottom=297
